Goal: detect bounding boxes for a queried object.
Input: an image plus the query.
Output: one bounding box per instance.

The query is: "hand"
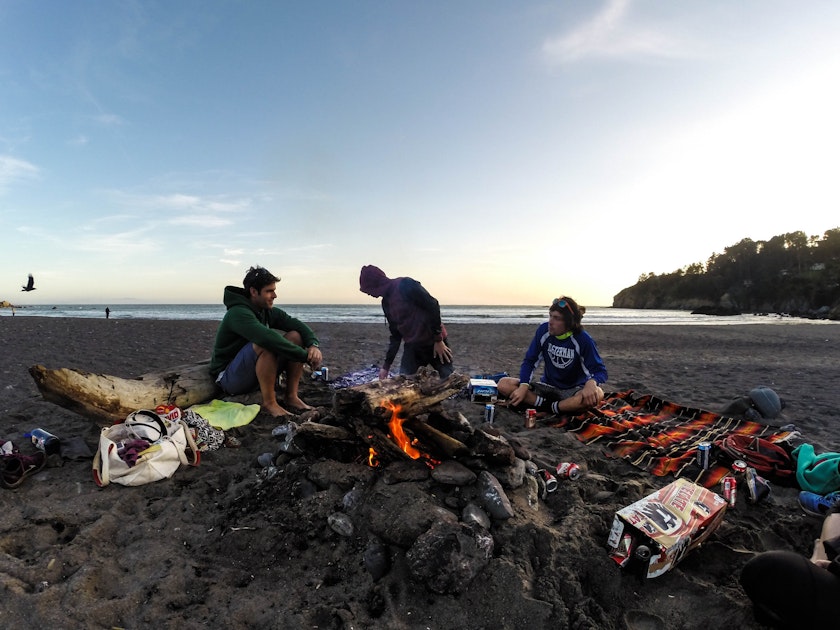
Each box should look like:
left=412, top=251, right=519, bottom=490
left=307, top=346, right=323, bottom=371
left=378, top=367, right=390, bottom=380
left=508, top=382, right=530, bottom=407
left=433, top=340, right=453, bottom=364
left=580, top=379, right=601, bottom=407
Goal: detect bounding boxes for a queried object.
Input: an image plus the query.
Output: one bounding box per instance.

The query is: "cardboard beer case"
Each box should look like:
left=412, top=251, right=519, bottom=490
left=606, top=478, right=727, bottom=578
left=468, top=378, right=498, bottom=403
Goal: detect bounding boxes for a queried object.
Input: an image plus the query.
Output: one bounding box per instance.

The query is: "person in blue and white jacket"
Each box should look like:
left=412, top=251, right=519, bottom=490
left=498, top=296, right=607, bottom=416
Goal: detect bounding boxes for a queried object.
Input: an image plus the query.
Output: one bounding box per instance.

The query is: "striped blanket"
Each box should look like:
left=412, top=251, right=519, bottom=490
left=553, top=390, right=797, bottom=488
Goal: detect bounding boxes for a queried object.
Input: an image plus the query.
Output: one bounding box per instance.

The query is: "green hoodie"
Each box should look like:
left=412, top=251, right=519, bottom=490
left=209, top=286, right=319, bottom=376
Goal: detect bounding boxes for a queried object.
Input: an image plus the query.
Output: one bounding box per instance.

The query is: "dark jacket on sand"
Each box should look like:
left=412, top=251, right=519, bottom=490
left=209, top=286, right=319, bottom=377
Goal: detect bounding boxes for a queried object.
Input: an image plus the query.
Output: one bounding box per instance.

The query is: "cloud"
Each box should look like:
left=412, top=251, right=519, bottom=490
left=543, top=0, right=692, bottom=65
left=168, top=215, right=233, bottom=228
left=0, top=155, right=39, bottom=192
left=95, top=113, right=126, bottom=126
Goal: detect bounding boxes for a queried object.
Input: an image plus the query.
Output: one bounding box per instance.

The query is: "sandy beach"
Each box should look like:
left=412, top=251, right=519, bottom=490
left=1, top=316, right=839, bottom=629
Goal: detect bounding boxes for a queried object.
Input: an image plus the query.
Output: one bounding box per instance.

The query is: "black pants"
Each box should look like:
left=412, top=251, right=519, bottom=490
left=400, top=341, right=453, bottom=378
left=740, top=550, right=840, bottom=626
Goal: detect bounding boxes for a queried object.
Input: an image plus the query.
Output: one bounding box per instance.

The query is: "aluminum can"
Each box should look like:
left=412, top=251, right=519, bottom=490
left=524, top=408, right=537, bottom=429
left=555, top=462, right=581, bottom=481
left=721, top=475, right=737, bottom=507
left=537, top=469, right=558, bottom=493
left=732, top=459, right=747, bottom=474
left=29, top=428, right=60, bottom=456
left=696, top=442, right=711, bottom=470
left=321, top=367, right=329, bottom=382
left=484, top=403, right=495, bottom=424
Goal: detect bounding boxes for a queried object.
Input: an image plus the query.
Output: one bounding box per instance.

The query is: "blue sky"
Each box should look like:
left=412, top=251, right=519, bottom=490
left=2, top=0, right=840, bottom=307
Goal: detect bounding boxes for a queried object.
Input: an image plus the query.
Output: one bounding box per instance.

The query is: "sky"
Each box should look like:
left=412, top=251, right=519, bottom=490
left=2, top=0, right=840, bottom=307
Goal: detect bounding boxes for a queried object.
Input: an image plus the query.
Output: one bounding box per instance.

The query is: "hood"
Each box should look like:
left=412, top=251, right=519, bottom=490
left=223, top=285, right=256, bottom=311
left=359, top=265, right=391, bottom=297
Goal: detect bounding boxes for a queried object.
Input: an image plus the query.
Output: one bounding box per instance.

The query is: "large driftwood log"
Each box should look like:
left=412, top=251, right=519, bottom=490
left=29, top=361, right=218, bottom=425
left=333, top=368, right=469, bottom=419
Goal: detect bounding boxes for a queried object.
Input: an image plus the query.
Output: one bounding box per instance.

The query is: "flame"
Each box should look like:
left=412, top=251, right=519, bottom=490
left=368, top=447, right=378, bottom=467
left=383, top=400, right=421, bottom=459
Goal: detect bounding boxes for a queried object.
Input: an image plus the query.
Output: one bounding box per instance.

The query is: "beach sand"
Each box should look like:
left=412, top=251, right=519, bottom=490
left=1, top=317, right=839, bottom=628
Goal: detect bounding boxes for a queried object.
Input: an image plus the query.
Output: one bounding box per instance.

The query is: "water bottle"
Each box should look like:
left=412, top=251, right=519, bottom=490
left=28, top=428, right=60, bottom=456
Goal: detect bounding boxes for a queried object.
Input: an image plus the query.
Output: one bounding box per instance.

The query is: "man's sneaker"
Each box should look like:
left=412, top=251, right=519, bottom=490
left=798, top=491, right=840, bottom=517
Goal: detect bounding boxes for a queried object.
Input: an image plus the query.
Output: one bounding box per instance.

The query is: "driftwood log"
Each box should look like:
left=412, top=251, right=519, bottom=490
left=29, top=361, right=218, bottom=425
left=333, top=369, right=469, bottom=419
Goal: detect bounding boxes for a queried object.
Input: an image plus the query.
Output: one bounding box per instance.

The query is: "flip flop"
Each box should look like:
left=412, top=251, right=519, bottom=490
left=1, top=451, right=47, bottom=489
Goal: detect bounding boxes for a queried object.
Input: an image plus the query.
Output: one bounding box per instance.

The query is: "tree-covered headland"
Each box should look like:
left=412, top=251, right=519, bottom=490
left=613, top=228, right=840, bottom=320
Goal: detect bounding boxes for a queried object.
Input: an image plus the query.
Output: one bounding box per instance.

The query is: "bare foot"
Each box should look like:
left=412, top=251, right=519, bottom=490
left=285, top=396, right=313, bottom=412
left=262, top=402, right=292, bottom=417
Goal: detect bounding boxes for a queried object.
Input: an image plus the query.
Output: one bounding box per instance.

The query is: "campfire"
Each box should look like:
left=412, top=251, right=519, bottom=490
left=277, top=368, right=521, bottom=473
left=250, top=367, right=544, bottom=597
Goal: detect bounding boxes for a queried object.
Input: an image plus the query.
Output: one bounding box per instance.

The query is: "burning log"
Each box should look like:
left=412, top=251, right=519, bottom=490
left=405, top=418, right=469, bottom=459
left=333, top=368, right=469, bottom=420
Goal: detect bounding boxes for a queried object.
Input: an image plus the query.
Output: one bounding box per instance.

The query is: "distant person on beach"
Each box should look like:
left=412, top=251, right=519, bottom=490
left=210, top=265, right=322, bottom=417
left=359, top=265, right=453, bottom=380
left=740, top=504, right=840, bottom=626
left=497, top=296, right=606, bottom=415
left=105, top=307, right=110, bottom=319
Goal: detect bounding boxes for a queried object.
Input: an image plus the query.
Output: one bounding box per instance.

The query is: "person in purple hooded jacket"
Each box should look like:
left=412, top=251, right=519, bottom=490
left=359, top=265, right=453, bottom=380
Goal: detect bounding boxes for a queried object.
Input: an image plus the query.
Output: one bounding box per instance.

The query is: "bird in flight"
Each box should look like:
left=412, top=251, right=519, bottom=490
left=21, top=274, right=36, bottom=292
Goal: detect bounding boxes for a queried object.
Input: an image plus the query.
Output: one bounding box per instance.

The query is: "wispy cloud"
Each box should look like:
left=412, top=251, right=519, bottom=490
left=0, top=155, right=39, bottom=193
left=543, top=0, right=693, bottom=65
left=95, top=113, right=126, bottom=126
left=168, top=215, right=233, bottom=228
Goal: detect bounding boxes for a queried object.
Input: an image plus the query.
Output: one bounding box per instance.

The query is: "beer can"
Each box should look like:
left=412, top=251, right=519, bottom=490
left=696, top=442, right=711, bottom=470
left=732, top=459, right=747, bottom=474
left=321, top=367, right=329, bottom=382
left=537, top=469, right=558, bottom=493
left=555, top=462, right=581, bottom=481
left=721, top=475, right=737, bottom=507
left=524, top=408, right=537, bottom=429
left=484, top=403, right=495, bottom=424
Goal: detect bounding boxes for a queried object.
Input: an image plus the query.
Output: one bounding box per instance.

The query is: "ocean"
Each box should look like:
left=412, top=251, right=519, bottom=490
left=2, top=304, right=832, bottom=326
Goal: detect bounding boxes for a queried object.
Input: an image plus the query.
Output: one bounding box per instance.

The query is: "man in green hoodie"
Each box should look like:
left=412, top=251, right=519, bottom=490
left=210, top=266, right=322, bottom=417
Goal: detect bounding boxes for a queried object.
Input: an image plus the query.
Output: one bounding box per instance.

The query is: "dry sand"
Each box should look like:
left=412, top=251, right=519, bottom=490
left=1, top=316, right=839, bottom=629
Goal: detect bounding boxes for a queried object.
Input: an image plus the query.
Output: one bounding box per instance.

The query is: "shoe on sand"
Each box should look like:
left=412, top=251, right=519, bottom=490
left=798, top=491, right=840, bottom=517
left=1, top=451, right=47, bottom=489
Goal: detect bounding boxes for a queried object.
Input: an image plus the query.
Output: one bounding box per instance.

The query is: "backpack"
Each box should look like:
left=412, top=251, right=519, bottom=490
left=718, top=434, right=795, bottom=483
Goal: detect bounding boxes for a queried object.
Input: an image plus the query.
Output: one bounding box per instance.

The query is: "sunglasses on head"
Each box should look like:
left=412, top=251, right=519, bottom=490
left=552, top=297, right=575, bottom=317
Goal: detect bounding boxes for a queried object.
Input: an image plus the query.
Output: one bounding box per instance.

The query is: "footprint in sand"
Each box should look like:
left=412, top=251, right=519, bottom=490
left=624, top=609, right=666, bottom=630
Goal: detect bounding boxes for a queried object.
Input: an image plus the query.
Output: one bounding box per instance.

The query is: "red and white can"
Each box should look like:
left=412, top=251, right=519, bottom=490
left=524, top=408, right=537, bottom=429
left=732, top=459, right=747, bottom=474
left=555, top=462, right=581, bottom=480
left=537, top=469, right=558, bottom=493
left=721, top=475, right=737, bottom=507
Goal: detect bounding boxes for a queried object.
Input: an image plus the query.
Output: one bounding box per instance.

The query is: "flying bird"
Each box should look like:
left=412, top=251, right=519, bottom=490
left=21, top=274, right=36, bottom=292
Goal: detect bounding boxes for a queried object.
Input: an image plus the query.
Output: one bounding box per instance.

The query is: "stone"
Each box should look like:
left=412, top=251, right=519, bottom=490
left=406, top=520, right=494, bottom=594
left=431, top=460, right=477, bottom=486
left=476, top=471, right=515, bottom=520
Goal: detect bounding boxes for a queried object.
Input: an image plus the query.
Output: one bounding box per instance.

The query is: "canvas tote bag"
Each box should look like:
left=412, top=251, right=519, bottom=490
left=92, top=410, right=200, bottom=487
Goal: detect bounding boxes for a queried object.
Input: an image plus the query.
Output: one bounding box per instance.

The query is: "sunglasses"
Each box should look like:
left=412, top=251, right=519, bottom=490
left=552, top=297, right=575, bottom=318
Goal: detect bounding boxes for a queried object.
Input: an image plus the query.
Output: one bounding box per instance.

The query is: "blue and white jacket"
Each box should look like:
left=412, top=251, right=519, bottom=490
left=518, top=322, right=608, bottom=389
